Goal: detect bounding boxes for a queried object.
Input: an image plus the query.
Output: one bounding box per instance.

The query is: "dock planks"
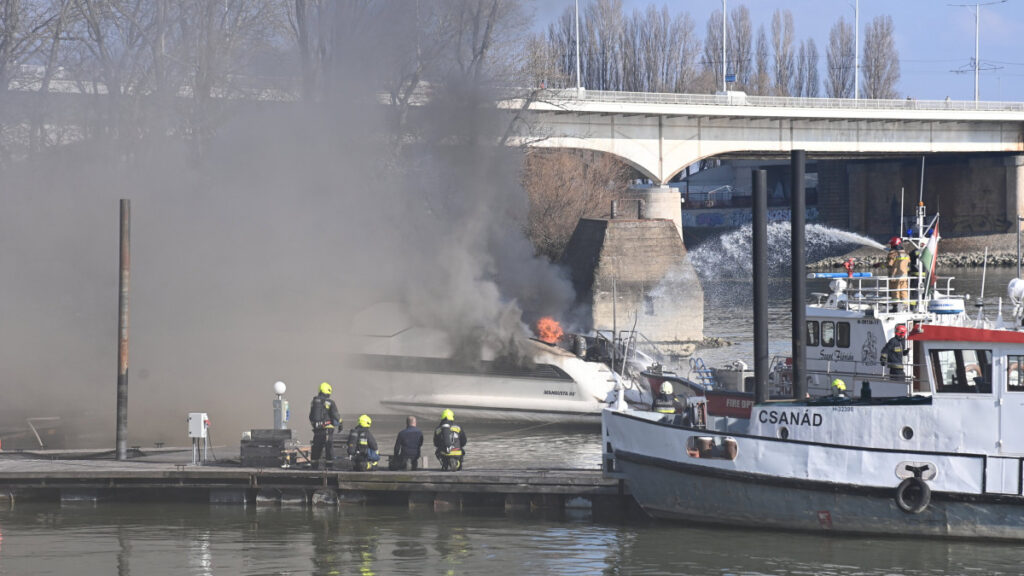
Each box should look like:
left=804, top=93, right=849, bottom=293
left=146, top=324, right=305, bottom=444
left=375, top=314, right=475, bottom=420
left=0, top=457, right=632, bottom=515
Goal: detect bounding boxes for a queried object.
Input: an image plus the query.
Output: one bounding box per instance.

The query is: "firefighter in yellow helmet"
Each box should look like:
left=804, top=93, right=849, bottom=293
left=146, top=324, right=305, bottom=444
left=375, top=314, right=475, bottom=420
left=831, top=378, right=848, bottom=398
left=309, top=382, right=341, bottom=470
left=652, top=381, right=684, bottom=416
left=346, top=414, right=379, bottom=471
left=433, top=409, right=468, bottom=471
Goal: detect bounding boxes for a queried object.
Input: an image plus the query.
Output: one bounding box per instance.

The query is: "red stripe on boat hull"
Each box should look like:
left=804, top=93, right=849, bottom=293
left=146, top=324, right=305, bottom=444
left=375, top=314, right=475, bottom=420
left=909, top=325, right=1024, bottom=344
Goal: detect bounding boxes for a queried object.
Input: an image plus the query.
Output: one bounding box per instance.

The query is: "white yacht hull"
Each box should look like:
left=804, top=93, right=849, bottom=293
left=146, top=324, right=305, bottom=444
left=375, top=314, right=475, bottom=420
left=349, top=348, right=626, bottom=423
left=348, top=303, right=652, bottom=423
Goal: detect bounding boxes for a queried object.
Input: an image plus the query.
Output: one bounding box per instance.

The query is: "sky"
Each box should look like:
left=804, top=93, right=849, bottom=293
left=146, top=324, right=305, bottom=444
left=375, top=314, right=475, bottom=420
left=533, top=0, right=1024, bottom=102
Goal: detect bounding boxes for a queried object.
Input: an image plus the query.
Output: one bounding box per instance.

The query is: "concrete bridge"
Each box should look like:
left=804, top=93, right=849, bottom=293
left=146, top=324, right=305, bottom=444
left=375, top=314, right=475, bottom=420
left=509, top=90, right=1024, bottom=186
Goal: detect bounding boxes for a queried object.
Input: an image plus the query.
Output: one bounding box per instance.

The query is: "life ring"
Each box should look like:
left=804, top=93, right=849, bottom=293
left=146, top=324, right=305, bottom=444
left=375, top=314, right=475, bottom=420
left=895, top=477, right=931, bottom=514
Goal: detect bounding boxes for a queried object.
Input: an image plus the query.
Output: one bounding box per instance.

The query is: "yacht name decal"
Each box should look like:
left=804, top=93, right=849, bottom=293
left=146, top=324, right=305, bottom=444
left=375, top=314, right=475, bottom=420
left=818, top=350, right=855, bottom=362
left=543, top=390, right=575, bottom=396
left=759, top=410, right=823, bottom=427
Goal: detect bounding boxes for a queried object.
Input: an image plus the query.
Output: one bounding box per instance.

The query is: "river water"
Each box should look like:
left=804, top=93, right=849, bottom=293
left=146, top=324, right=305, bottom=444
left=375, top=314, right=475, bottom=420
left=2, top=261, right=1021, bottom=575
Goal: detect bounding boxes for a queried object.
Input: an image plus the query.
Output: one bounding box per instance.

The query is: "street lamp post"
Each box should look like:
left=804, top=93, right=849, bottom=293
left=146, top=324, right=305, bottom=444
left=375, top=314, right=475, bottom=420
left=854, top=0, right=858, bottom=99
left=575, top=0, right=581, bottom=94
left=722, top=0, right=727, bottom=93
left=949, top=0, right=1007, bottom=103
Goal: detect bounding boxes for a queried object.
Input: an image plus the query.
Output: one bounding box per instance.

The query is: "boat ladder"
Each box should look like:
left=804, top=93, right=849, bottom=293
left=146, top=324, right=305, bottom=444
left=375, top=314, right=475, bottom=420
left=689, top=357, right=717, bottom=388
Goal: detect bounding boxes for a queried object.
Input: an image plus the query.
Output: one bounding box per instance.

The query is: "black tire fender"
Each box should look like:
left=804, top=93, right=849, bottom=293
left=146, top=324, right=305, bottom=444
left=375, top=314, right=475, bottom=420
left=895, top=477, right=931, bottom=514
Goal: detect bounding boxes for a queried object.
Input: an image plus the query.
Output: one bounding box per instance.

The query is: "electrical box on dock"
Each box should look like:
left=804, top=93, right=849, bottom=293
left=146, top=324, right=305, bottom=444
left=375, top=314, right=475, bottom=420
left=188, top=413, right=209, bottom=438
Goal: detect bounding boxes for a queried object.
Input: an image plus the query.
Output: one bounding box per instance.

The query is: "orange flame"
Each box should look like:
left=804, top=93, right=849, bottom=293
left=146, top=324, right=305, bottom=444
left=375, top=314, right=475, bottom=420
left=536, top=316, right=564, bottom=344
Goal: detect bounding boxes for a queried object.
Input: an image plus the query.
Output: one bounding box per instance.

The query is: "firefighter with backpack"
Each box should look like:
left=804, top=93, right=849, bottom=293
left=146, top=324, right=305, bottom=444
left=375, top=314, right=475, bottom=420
left=433, top=409, right=467, bottom=471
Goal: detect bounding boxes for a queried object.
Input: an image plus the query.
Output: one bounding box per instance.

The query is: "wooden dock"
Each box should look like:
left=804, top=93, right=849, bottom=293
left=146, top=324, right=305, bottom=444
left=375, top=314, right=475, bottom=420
left=0, top=456, right=637, bottom=518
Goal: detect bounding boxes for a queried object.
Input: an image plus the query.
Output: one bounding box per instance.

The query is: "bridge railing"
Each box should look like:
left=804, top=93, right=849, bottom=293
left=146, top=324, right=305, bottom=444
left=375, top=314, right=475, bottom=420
left=540, top=89, right=1024, bottom=113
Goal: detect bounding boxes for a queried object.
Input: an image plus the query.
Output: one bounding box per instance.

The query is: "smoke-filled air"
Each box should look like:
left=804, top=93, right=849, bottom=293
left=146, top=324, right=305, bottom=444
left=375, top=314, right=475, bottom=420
left=0, top=2, right=578, bottom=446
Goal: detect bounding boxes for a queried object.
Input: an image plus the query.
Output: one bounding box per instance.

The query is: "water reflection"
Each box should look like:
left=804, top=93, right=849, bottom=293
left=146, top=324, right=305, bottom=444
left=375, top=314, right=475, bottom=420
left=2, top=503, right=1024, bottom=575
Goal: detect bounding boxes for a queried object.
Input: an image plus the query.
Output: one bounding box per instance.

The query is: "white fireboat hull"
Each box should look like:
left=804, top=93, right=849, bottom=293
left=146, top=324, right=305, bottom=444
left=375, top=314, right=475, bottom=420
left=603, top=408, right=1024, bottom=540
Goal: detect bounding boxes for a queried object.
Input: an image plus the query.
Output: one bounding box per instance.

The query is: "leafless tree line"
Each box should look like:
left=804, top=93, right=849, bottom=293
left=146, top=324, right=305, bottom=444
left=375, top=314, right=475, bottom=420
left=541, top=1, right=899, bottom=100
left=0, top=0, right=538, bottom=167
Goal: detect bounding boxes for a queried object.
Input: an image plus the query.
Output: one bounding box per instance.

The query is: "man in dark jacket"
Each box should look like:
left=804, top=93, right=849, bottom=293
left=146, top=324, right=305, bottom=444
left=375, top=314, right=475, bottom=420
left=391, top=416, right=424, bottom=470
left=309, top=382, right=341, bottom=470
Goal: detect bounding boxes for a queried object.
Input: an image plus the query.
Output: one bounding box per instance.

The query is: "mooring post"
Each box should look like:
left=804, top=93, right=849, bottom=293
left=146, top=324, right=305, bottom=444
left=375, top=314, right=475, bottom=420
left=116, top=199, right=130, bottom=461
left=791, top=150, right=807, bottom=400
left=753, top=170, right=769, bottom=404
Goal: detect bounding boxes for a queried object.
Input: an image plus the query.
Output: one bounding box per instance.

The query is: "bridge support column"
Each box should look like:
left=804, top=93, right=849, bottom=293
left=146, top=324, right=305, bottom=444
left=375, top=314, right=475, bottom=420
left=622, top=185, right=683, bottom=239
left=1006, top=156, right=1024, bottom=231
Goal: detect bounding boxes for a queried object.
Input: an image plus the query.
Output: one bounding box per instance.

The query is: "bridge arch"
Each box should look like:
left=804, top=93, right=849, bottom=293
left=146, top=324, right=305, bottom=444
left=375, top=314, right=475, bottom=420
left=526, top=137, right=659, bottom=183
left=515, top=95, right=1024, bottom=185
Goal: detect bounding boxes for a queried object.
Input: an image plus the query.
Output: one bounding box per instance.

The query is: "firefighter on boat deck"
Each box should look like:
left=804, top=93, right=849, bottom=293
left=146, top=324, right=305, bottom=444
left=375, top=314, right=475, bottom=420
left=434, top=409, right=467, bottom=472
left=652, top=382, right=685, bottom=414
left=881, top=324, right=910, bottom=377
left=886, top=237, right=910, bottom=311
left=309, top=382, right=342, bottom=470
left=347, top=414, right=379, bottom=471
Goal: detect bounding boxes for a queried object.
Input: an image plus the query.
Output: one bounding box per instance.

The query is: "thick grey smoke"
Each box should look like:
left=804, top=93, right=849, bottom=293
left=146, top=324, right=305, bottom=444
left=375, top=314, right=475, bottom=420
left=0, top=4, right=574, bottom=447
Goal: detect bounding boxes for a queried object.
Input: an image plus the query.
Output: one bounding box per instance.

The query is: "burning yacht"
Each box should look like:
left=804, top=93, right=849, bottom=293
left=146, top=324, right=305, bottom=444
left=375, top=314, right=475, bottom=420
left=347, top=303, right=653, bottom=423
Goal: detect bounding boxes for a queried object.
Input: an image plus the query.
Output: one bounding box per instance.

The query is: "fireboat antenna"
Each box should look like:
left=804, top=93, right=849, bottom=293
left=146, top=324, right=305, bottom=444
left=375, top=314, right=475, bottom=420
left=919, top=156, right=926, bottom=206
left=977, top=246, right=989, bottom=324
left=611, top=275, right=617, bottom=377
left=899, top=187, right=906, bottom=238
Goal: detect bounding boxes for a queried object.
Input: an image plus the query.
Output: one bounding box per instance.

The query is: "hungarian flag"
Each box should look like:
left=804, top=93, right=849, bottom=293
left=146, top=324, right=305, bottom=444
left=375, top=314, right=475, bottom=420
left=920, top=219, right=939, bottom=296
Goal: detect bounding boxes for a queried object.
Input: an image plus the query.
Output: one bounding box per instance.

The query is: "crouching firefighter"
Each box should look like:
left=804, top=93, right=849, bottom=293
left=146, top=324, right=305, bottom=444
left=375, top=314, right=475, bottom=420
left=347, top=414, right=379, bottom=471
left=309, top=382, right=342, bottom=470
left=652, top=381, right=686, bottom=426
left=433, top=409, right=467, bottom=471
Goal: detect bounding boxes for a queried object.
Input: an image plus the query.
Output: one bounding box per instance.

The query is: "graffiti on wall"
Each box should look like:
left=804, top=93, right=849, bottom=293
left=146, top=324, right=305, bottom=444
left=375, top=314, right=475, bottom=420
left=682, top=207, right=821, bottom=228
left=943, top=214, right=1010, bottom=235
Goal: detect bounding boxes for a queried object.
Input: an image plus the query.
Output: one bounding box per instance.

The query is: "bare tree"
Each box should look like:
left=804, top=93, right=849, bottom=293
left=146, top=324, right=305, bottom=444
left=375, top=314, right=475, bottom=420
left=794, top=40, right=807, bottom=97
left=584, top=0, right=622, bottom=91
left=728, top=4, right=752, bottom=90
left=805, top=38, right=820, bottom=97
left=669, top=10, right=700, bottom=92
left=521, top=149, right=631, bottom=260
left=752, top=24, right=770, bottom=95
left=770, top=9, right=795, bottom=96
left=701, top=7, right=723, bottom=91
left=545, top=6, right=575, bottom=88
left=826, top=16, right=854, bottom=98
left=861, top=14, right=899, bottom=99
left=0, top=0, right=56, bottom=94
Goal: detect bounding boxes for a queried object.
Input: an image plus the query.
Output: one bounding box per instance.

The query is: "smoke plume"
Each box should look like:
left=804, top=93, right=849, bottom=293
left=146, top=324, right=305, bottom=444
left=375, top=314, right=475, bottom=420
left=0, top=3, right=574, bottom=447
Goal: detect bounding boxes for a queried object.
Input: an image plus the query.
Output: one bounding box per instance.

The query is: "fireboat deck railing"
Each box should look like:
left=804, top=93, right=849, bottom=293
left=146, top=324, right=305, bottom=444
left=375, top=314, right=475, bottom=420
left=810, top=275, right=958, bottom=313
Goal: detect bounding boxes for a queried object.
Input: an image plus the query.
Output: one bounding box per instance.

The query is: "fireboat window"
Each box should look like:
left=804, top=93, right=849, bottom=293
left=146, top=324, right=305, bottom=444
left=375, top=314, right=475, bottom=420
left=821, top=321, right=835, bottom=347
left=930, top=349, right=993, bottom=394
left=806, top=321, right=819, bottom=347
left=1008, top=355, right=1024, bottom=392
left=836, top=322, right=851, bottom=348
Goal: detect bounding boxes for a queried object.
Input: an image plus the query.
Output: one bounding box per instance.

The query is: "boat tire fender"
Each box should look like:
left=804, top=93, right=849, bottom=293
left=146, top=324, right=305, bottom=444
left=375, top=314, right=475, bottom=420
left=895, top=477, right=931, bottom=514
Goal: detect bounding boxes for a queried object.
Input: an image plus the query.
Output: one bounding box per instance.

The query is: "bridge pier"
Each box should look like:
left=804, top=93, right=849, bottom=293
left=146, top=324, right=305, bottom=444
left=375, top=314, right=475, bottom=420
left=1006, top=156, right=1024, bottom=231
left=621, top=185, right=683, bottom=239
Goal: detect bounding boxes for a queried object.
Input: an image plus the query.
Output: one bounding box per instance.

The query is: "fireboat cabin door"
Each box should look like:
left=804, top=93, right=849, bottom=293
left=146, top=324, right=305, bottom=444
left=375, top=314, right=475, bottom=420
left=999, top=351, right=1024, bottom=455
left=988, top=351, right=1024, bottom=495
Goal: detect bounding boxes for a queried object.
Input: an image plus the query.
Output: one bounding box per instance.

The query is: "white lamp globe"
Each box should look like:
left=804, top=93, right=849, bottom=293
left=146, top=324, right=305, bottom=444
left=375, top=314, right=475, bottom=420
left=273, top=381, right=287, bottom=395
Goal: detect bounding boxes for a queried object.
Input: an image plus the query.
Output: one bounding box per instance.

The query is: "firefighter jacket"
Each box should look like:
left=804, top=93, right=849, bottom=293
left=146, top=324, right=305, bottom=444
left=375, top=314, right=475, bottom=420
left=309, top=393, right=341, bottom=430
